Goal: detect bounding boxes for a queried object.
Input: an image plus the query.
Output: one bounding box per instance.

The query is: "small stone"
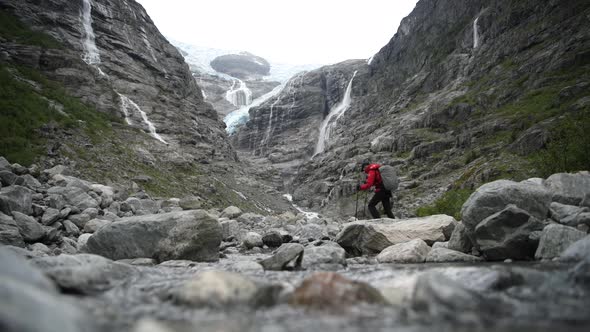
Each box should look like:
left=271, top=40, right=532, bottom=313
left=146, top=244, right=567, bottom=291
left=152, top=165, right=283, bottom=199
left=221, top=206, right=242, bottom=219
left=259, top=243, right=304, bottom=271
left=62, top=220, right=80, bottom=236
left=41, top=208, right=61, bottom=225
left=262, top=230, right=283, bottom=247
left=504, top=259, right=513, bottom=263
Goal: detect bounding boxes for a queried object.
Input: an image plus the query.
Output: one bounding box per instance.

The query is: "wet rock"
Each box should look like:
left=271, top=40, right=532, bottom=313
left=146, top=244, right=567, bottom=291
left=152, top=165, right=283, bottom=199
left=41, top=208, right=61, bottom=225
left=243, top=231, right=263, bottom=249
left=12, top=211, right=45, bottom=242
left=377, top=239, right=431, bottom=263
left=0, top=212, right=25, bottom=247
left=172, top=270, right=259, bottom=307
left=262, top=229, right=283, bottom=247
left=535, top=224, right=586, bottom=260
left=259, top=243, right=304, bottom=271
left=544, top=172, right=590, bottom=206
left=448, top=222, right=473, bottom=253
left=86, top=210, right=222, bottom=262
left=31, top=254, right=136, bottom=294
left=461, top=179, right=551, bottom=233
left=474, top=205, right=547, bottom=260
left=560, top=235, right=590, bottom=261
left=425, top=247, right=483, bottom=263
left=336, top=215, right=455, bottom=256
left=221, top=206, right=242, bottom=219
left=408, top=272, right=510, bottom=325
left=289, top=272, right=386, bottom=310
left=0, top=185, right=33, bottom=215
left=302, top=243, right=347, bottom=269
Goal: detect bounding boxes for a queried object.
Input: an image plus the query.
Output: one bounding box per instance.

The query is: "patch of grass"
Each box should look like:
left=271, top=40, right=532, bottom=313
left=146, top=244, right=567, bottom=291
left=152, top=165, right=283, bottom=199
left=0, top=9, right=62, bottom=49
left=416, top=188, right=474, bottom=220
left=0, top=64, right=115, bottom=165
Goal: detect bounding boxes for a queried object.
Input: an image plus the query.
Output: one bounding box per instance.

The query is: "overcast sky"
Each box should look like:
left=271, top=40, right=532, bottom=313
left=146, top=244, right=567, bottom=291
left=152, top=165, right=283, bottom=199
left=136, top=0, right=418, bottom=65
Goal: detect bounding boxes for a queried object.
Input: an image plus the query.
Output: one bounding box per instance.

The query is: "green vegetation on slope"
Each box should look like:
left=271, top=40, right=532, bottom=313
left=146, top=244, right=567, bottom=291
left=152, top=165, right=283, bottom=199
left=0, top=64, right=116, bottom=165
left=416, top=188, right=474, bottom=220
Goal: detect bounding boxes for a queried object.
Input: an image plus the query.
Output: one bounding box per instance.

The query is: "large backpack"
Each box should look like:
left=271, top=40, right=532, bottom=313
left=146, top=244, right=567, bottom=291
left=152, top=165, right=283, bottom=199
left=379, top=165, right=399, bottom=191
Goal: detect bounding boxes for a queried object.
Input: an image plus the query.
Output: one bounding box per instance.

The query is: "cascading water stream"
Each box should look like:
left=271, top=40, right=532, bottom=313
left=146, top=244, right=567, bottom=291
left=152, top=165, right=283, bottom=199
left=80, top=0, right=105, bottom=76
left=224, top=83, right=284, bottom=134
left=225, top=79, right=252, bottom=107
left=314, top=71, right=358, bottom=156
left=117, top=93, right=168, bottom=144
left=473, top=17, right=481, bottom=49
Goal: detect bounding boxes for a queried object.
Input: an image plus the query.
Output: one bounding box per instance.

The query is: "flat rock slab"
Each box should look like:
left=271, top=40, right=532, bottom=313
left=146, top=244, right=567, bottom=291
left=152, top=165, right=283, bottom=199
left=336, top=215, right=456, bottom=256
left=86, top=210, right=222, bottom=262
left=425, top=247, right=483, bottom=263
left=377, top=239, right=431, bottom=263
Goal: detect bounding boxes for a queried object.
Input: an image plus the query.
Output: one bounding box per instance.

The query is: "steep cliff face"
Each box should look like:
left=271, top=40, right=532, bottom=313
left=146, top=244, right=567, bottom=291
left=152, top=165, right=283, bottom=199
left=0, top=0, right=233, bottom=161
left=236, top=0, right=590, bottom=217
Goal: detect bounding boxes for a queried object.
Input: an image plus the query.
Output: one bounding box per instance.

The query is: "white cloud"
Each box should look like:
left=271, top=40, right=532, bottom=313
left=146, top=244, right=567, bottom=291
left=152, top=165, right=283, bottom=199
left=135, top=0, right=418, bottom=65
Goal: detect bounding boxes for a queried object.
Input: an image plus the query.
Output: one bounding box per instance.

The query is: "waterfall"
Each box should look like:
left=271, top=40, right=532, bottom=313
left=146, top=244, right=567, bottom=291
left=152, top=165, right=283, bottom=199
left=224, top=83, right=284, bottom=134
left=81, top=0, right=100, bottom=65
left=314, top=71, right=358, bottom=156
left=117, top=93, right=168, bottom=144
left=260, top=85, right=286, bottom=148
left=225, top=79, right=252, bottom=107
left=473, top=17, right=481, bottom=49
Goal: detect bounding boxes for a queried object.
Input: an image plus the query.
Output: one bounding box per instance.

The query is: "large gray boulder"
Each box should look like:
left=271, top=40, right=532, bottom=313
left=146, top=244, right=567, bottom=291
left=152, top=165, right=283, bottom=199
left=560, top=235, right=590, bottom=262
left=31, top=254, right=137, bottom=294
left=302, top=242, right=347, bottom=269
left=448, top=222, right=473, bottom=253
left=47, top=186, right=98, bottom=211
left=549, top=202, right=590, bottom=227
left=473, top=205, right=547, bottom=260
left=85, top=210, right=222, bottom=262
left=336, top=215, right=455, bottom=256
left=0, top=185, right=33, bottom=215
left=544, top=172, right=590, bottom=206
left=535, top=224, right=586, bottom=260
left=12, top=211, right=45, bottom=243
left=461, top=179, right=551, bottom=233
left=376, top=239, right=431, bottom=263
left=0, top=212, right=25, bottom=247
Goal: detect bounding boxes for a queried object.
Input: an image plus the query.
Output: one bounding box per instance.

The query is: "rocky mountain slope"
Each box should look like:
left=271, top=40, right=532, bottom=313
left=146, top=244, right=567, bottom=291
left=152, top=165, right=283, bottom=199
left=234, top=0, right=590, bottom=218
left=0, top=0, right=294, bottom=213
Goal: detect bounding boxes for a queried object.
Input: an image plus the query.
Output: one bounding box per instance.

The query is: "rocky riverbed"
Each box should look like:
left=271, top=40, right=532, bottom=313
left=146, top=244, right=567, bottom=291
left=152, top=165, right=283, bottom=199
left=2, top=155, right=590, bottom=331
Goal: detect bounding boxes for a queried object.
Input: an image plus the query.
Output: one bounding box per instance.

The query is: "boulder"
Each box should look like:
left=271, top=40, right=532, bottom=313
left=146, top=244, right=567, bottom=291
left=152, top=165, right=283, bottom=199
left=461, top=179, right=551, bottom=233
left=62, top=219, right=80, bottom=236
left=68, top=213, right=92, bottom=229
left=448, top=222, right=473, bottom=253
left=549, top=202, right=590, bottom=227
left=302, top=243, right=347, bottom=269
left=259, top=243, right=304, bottom=271
left=425, top=247, right=483, bottom=263
left=179, top=196, right=202, bottom=210
left=47, top=186, right=98, bottom=211
left=41, top=208, right=61, bottom=226
left=544, top=172, right=590, bottom=206
left=83, top=218, right=112, bottom=233
left=474, top=205, right=547, bottom=260
left=376, top=239, right=431, bottom=263
left=0, top=247, right=56, bottom=292
left=0, top=156, right=10, bottom=170
left=0, top=212, right=25, bottom=247
left=220, top=219, right=240, bottom=241
left=12, top=211, right=45, bottom=242
left=262, top=229, right=283, bottom=247
left=0, top=185, right=33, bottom=215
left=221, top=206, right=242, bottom=219
left=242, top=232, right=263, bottom=249
left=336, top=215, right=455, bottom=256
left=77, top=233, right=92, bottom=250
left=85, top=210, right=222, bottom=262
left=289, top=272, right=386, bottom=310
left=21, top=174, right=42, bottom=189
left=298, top=223, right=327, bottom=241
left=0, top=170, right=18, bottom=186
left=172, top=270, right=259, bottom=307
left=432, top=241, right=449, bottom=249
left=535, top=224, right=586, bottom=260
left=560, top=235, right=590, bottom=262
left=31, top=254, right=136, bottom=294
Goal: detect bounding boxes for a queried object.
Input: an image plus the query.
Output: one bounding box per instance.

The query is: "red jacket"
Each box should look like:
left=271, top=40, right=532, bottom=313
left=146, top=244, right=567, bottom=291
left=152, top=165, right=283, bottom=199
left=360, top=163, right=383, bottom=192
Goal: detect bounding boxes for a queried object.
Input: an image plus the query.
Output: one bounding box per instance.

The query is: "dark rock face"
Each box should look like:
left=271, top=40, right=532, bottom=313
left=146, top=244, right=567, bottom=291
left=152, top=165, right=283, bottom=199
left=210, top=52, right=270, bottom=79
left=0, top=0, right=234, bottom=162
left=85, top=210, right=222, bottom=262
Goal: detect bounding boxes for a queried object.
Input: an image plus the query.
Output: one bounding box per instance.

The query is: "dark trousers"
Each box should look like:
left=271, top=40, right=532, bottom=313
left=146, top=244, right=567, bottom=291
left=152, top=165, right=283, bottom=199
left=368, top=190, right=394, bottom=219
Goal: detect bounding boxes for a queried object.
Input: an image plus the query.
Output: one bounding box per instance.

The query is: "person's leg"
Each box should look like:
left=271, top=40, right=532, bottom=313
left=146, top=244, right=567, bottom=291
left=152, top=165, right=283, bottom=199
left=368, top=193, right=381, bottom=218
left=381, top=191, right=395, bottom=218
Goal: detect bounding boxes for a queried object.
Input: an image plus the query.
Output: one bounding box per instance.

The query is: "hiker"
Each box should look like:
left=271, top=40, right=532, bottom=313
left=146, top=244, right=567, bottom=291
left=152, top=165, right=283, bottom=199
left=358, top=161, right=395, bottom=219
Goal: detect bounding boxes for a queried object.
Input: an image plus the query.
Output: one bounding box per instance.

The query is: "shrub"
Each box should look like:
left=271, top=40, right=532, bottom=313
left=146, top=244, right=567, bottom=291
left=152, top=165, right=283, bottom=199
left=416, top=189, right=474, bottom=220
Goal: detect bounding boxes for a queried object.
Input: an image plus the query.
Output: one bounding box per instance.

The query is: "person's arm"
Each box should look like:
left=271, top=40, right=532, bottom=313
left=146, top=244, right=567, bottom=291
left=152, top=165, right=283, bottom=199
left=360, top=170, right=376, bottom=191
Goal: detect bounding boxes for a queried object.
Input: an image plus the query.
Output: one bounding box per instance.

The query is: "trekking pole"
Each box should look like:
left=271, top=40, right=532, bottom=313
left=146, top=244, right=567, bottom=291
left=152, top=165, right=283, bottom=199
left=363, top=191, right=368, bottom=218
left=354, top=185, right=360, bottom=219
